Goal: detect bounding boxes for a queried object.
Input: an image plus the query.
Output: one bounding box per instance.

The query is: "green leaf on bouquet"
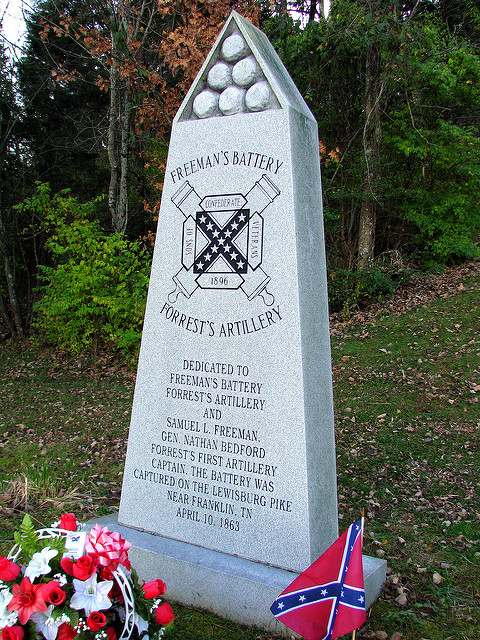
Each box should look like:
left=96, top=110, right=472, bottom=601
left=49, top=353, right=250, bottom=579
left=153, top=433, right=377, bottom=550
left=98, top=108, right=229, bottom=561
left=129, top=568, right=149, bottom=618
left=38, top=534, right=67, bottom=564
left=67, top=610, right=79, bottom=628
left=15, top=514, right=40, bottom=562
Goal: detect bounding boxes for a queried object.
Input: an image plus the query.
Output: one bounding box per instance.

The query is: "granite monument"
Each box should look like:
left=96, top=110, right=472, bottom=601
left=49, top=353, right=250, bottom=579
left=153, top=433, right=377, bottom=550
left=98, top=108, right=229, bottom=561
left=98, top=11, right=386, bottom=631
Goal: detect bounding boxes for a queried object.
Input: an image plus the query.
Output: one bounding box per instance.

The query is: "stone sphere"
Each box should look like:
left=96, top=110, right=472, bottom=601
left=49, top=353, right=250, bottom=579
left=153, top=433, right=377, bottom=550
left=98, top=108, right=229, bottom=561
left=221, top=33, right=249, bottom=62
left=219, top=86, right=246, bottom=116
left=207, top=62, right=232, bottom=91
left=246, top=81, right=272, bottom=112
left=232, top=56, right=259, bottom=88
left=193, top=89, right=219, bottom=119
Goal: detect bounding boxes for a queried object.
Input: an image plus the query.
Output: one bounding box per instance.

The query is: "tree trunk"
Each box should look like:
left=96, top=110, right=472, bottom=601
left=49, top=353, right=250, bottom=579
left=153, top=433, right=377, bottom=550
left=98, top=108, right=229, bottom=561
left=107, top=26, right=131, bottom=236
left=0, top=290, right=15, bottom=336
left=276, top=0, right=289, bottom=27
left=107, top=52, right=120, bottom=231
left=0, top=207, right=24, bottom=336
left=357, top=44, right=381, bottom=271
left=117, top=94, right=130, bottom=236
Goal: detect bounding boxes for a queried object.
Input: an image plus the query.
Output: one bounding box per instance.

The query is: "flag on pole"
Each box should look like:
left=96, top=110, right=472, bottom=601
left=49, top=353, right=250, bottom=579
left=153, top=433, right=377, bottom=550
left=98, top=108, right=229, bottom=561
left=270, top=519, right=366, bottom=640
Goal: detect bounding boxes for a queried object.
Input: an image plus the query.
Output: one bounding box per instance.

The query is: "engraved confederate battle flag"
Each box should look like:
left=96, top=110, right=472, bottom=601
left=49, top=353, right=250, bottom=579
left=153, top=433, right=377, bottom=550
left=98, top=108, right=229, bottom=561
left=270, top=520, right=366, bottom=640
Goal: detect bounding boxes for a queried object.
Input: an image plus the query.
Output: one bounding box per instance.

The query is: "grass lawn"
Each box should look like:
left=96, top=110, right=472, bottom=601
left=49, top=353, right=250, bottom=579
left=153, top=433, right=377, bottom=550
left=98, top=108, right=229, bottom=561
left=0, top=262, right=479, bottom=640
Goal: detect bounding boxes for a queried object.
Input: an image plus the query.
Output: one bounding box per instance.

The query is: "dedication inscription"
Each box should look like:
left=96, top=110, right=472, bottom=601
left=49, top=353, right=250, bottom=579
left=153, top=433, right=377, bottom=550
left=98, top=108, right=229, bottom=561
left=118, top=12, right=338, bottom=574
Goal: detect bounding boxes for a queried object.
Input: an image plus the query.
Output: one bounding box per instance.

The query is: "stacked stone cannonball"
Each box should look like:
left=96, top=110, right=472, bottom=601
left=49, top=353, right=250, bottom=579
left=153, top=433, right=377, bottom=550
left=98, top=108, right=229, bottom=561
left=192, top=32, right=273, bottom=119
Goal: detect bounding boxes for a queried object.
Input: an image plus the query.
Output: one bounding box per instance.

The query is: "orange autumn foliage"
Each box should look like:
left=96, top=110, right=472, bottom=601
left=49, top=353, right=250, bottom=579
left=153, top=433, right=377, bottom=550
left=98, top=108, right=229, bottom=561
left=40, top=0, right=259, bottom=222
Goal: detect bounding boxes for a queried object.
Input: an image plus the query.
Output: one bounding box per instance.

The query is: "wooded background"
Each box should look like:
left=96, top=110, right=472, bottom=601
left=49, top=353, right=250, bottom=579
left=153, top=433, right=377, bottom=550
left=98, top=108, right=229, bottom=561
left=0, top=0, right=479, bottom=357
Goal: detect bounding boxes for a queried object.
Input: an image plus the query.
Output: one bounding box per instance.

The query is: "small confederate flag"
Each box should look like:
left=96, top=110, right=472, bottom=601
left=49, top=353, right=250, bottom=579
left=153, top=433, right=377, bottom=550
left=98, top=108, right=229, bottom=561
left=270, top=520, right=366, bottom=640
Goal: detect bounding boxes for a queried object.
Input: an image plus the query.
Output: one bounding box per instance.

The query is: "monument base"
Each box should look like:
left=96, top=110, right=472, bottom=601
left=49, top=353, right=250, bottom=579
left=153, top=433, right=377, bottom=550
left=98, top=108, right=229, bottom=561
left=90, top=515, right=386, bottom=635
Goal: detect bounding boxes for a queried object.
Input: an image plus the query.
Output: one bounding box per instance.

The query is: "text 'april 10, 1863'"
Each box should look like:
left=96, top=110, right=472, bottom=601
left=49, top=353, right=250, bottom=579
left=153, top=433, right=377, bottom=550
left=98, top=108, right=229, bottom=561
left=130, top=356, right=292, bottom=535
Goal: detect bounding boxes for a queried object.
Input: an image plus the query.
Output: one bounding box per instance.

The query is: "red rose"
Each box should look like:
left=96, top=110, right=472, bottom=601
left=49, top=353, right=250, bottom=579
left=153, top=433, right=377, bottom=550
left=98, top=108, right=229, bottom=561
left=99, top=567, right=114, bottom=581
left=73, top=556, right=97, bottom=580
left=59, top=513, right=77, bottom=531
left=60, top=557, right=74, bottom=576
left=60, top=556, right=97, bottom=580
left=154, top=602, right=175, bottom=626
left=142, top=579, right=166, bottom=599
left=1, top=627, right=24, bottom=640
left=42, top=581, right=66, bottom=605
left=57, top=624, right=78, bottom=640
left=87, top=612, right=107, bottom=631
left=0, top=556, right=20, bottom=582
left=105, top=628, right=116, bottom=640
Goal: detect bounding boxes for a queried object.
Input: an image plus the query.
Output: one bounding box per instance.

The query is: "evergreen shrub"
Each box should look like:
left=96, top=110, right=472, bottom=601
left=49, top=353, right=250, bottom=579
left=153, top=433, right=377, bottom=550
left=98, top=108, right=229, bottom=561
left=327, top=266, right=412, bottom=316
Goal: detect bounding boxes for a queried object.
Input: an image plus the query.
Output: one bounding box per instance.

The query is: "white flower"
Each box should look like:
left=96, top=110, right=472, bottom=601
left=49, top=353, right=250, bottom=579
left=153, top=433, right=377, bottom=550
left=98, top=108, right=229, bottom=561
left=70, top=573, right=113, bottom=615
left=133, top=612, right=149, bottom=635
left=53, top=573, right=68, bottom=587
left=0, top=588, right=18, bottom=629
left=149, top=598, right=163, bottom=614
left=25, top=547, right=59, bottom=581
left=31, top=605, right=70, bottom=640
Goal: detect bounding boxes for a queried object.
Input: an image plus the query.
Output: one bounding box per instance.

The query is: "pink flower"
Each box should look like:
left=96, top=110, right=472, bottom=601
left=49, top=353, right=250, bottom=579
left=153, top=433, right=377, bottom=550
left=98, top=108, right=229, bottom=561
left=86, top=612, right=107, bottom=631
left=7, top=577, right=48, bottom=625
left=41, top=581, right=66, bottom=605
left=0, top=556, right=20, bottom=582
left=60, top=556, right=97, bottom=580
left=85, top=525, right=131, bottom=571
left=154, top=602, right=175, bottom=626
left=105, top=628, right=116, bottom=640
left=1, top=626, right=24, bottom=640
left=142, top=579, right=166, bottom=599
left=59, top=514, right=77, bottom=531
left=56, top=623, right=77, bottom=640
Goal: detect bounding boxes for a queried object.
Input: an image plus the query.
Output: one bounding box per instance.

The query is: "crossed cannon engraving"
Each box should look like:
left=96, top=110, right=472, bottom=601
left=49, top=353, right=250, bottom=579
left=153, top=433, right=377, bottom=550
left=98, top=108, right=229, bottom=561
left=168, top=174, right=280, bottom=306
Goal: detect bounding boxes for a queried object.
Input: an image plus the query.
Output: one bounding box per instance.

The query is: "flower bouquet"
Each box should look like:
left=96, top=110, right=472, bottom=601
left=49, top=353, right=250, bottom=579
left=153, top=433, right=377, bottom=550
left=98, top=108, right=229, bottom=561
left=0, top=514, right=175, bottom=640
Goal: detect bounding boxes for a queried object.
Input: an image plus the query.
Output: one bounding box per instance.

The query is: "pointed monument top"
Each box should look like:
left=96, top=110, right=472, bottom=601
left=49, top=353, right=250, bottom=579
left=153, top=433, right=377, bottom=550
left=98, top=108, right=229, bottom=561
left=176, top=11, right=314, bottom=122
